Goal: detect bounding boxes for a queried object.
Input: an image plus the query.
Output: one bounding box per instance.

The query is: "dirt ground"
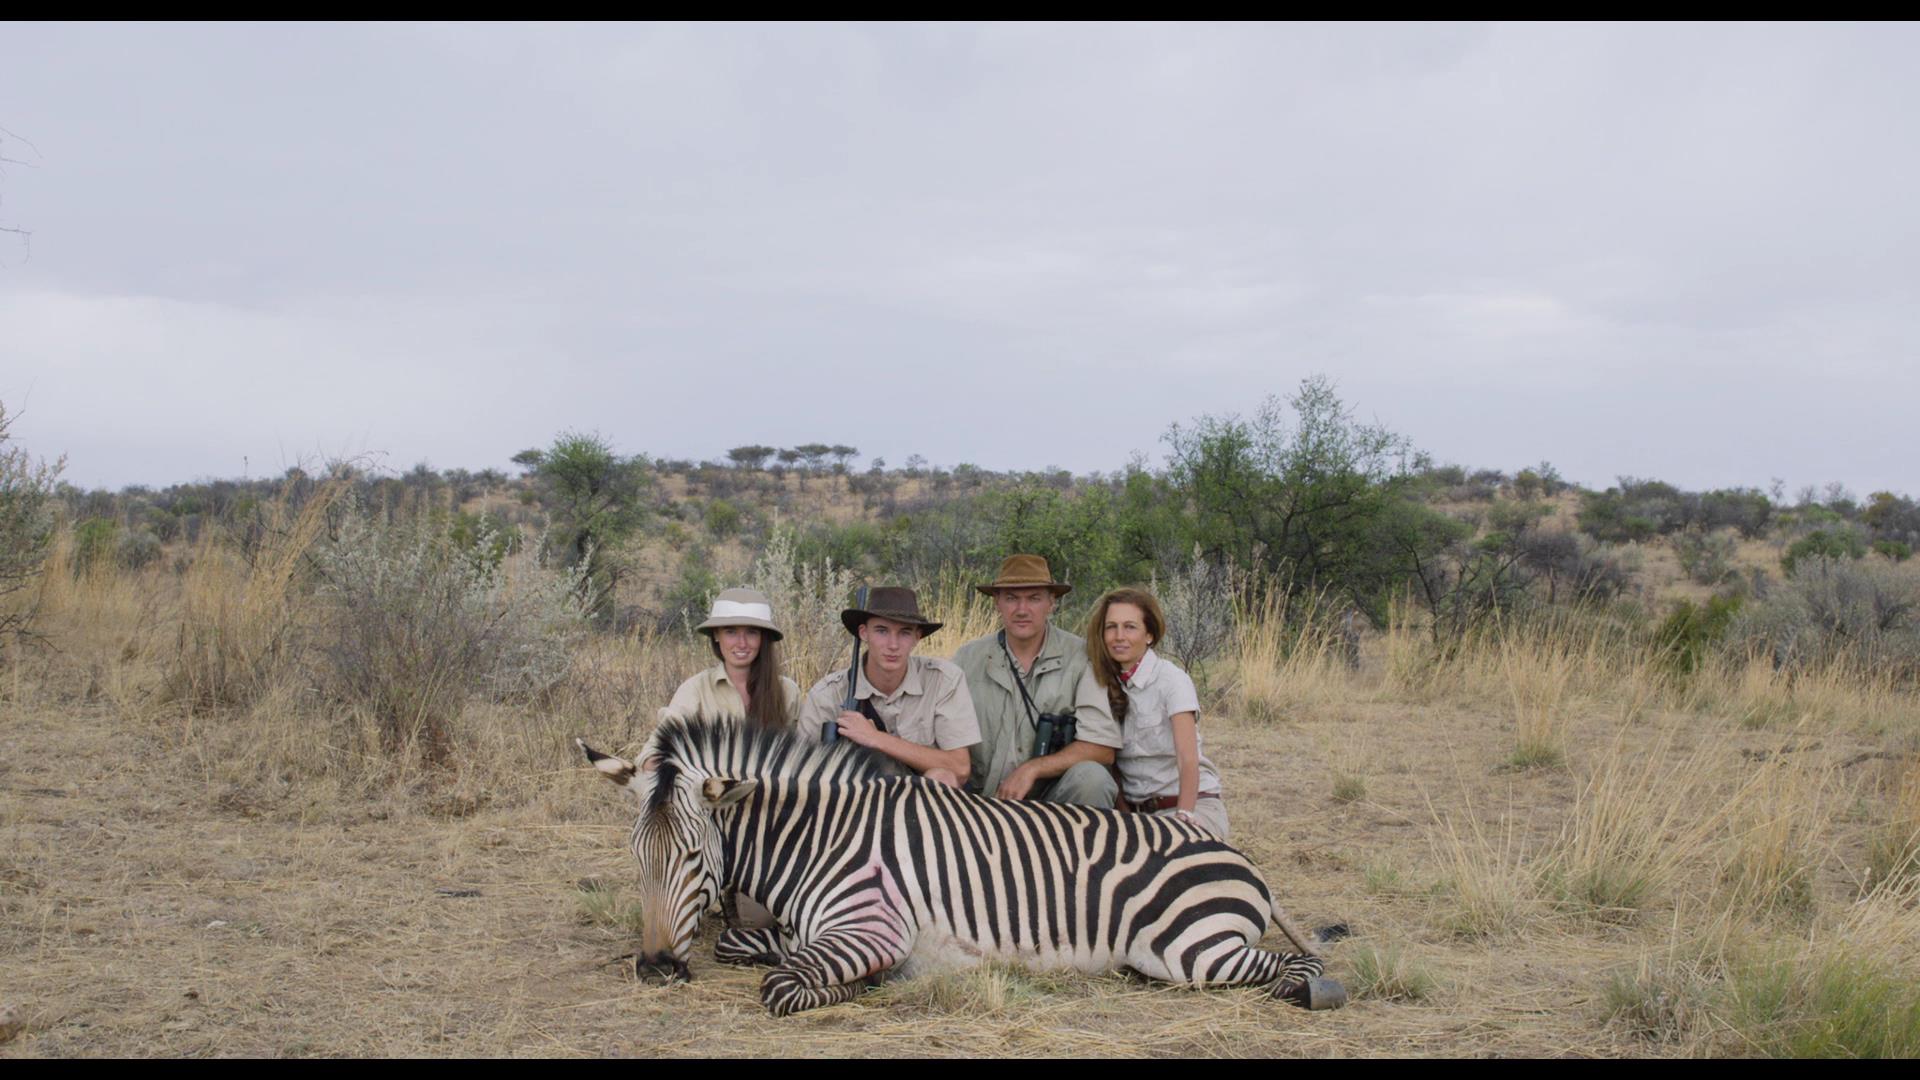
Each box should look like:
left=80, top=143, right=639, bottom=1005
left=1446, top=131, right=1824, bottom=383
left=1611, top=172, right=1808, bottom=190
left=6, top=630, right=1908, bottom=1060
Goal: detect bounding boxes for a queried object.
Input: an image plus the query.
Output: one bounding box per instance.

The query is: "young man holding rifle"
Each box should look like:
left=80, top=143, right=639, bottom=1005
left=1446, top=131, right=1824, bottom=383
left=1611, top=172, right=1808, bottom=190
left=797, top=586, right=980, bottom=787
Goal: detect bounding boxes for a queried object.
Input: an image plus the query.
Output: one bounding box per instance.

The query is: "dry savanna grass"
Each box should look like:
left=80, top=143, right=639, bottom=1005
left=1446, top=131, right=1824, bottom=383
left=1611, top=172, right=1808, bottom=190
left=5, top=545, right=1920, bottom=1057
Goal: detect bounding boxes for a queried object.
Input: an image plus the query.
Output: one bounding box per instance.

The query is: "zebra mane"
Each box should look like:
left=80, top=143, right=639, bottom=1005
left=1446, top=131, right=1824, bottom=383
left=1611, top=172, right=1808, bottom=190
left=644, top=714, right=890, bottom=813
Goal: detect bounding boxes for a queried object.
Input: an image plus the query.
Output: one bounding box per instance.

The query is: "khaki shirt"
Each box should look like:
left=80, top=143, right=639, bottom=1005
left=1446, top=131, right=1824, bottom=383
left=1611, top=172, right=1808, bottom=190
left=1089, top=647, right=1222, bottom=803
left=951, top=625, right=1123, bottom=796
left=799, top=655, right=982, bottom=752
left=660, top=664, right=801, bottom=726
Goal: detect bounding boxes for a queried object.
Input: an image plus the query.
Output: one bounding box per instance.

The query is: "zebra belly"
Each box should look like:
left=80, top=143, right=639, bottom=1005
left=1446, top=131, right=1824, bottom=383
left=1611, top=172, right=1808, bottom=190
left=897, top=911, right=1118, bottom=978
left=886, top=800, right=1273, bottom=983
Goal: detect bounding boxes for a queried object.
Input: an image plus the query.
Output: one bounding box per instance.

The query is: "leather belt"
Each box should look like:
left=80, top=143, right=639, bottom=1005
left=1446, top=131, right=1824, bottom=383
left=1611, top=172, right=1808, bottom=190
left=1126, top=792, right=1219, bottom=813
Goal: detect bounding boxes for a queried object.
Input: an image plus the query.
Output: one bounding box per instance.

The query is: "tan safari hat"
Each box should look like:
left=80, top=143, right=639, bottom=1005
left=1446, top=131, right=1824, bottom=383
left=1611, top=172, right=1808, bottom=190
left=975, top=553, right=1072, bottom=598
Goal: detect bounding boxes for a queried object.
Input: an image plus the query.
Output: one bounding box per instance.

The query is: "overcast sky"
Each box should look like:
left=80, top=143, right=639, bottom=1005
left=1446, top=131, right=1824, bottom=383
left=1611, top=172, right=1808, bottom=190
left=3, top=22, right=1916, bottom=496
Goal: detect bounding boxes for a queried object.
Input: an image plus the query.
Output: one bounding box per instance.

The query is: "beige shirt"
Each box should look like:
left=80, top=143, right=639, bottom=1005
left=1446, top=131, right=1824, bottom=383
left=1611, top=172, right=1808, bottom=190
left=1087, top=648, right=1222, bottom=803
left=660, top=664, right=801, bottom=726
left=799, top=655, right=982, bottom=752
left=951, top=625, right=1123, bottom=795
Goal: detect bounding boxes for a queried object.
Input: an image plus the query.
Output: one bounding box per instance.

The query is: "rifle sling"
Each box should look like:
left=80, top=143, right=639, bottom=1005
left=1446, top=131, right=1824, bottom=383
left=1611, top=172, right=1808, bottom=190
left=857, top=696, right=888, bottom=734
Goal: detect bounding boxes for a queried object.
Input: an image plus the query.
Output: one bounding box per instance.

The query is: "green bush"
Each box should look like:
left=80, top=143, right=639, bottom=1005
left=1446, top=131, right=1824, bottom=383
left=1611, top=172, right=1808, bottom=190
left=1782, top=528, right=1868, bottom=575
left=448, top=509, right=516, bottom=568
left=658, top=546, right=720, bottom=633
left=703, top=498, right=742, bottom=539
left=116, top=529, right=162, bottom=571
left=1672, top=527, right=1738, bottom=586
left=1655, top=595, right=1744, bottom=674
left=1873, top=539, right=1913, bottom=563
left=72, top=518, right=120, bottom=575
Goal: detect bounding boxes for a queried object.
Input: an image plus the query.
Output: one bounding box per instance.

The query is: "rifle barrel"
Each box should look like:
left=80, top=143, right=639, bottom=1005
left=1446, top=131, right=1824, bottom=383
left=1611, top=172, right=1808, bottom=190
left=829, top=586, right=869, bottom=744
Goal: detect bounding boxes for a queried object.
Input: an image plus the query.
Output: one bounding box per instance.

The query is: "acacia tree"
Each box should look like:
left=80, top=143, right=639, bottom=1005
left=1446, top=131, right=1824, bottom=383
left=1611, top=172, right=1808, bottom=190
left=726, top=445, right=776, bottom=471
left=794, top=443, right=833, bottom=474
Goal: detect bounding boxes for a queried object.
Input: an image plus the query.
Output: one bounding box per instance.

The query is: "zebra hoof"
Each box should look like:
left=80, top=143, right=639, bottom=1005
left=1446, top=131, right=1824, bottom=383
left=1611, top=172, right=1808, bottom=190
left=1276, top=975, right=1348, bottom=1011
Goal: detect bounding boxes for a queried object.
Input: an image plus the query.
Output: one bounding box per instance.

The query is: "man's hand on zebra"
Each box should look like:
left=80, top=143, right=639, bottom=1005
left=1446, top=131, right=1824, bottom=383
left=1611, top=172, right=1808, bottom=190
left=834, top=708, right=881, bottom=747
left=996, top=761, right=1041, bottom=800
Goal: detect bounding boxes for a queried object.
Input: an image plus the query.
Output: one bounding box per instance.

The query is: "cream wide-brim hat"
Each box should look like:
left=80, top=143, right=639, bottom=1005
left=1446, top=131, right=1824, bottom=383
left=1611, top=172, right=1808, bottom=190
left=694, top=587, right=784, bottom=641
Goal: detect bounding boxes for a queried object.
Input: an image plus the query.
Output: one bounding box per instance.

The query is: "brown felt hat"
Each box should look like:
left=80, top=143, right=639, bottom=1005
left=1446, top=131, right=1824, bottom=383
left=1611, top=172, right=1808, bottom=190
left=975, top=554, right=1072, bottom=598
left=840, top=585, right=943, bottom=638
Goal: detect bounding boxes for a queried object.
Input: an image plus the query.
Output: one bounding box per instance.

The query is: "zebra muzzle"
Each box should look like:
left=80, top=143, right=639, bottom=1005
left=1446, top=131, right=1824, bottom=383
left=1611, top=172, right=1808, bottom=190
left=633, top=953, right=693, bottom=984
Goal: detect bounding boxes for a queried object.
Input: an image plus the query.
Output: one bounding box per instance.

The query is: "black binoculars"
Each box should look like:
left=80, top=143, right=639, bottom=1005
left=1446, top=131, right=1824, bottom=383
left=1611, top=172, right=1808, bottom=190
left=1030, top=712, right=1077, bottom=759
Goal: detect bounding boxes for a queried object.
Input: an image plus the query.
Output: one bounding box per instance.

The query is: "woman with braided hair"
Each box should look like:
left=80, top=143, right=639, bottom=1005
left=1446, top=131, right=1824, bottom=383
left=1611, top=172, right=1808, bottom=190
left=1081, top=586, right=1231, bottom=840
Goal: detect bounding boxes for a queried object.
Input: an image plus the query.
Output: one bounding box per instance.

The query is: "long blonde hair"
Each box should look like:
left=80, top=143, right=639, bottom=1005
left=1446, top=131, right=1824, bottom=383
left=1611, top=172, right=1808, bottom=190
left=1083, top=586, right=1167, bottom=726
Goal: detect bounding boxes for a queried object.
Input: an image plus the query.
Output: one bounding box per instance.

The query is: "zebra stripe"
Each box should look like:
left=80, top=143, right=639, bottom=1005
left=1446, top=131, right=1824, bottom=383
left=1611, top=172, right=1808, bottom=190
left=586, top=716, right=1322, bottom=1016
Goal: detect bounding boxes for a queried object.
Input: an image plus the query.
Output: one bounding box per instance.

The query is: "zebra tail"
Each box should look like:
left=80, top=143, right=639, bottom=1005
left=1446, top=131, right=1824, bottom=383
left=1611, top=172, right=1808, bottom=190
left=1269, top=895, right=1323, bottom=960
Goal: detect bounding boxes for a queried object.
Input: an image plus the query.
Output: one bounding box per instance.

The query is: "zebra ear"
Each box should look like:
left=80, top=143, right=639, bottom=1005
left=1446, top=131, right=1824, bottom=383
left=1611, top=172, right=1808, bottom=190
left=576, top=738, right=638, bottom=787
left=700, top=777, right=758, bottom=809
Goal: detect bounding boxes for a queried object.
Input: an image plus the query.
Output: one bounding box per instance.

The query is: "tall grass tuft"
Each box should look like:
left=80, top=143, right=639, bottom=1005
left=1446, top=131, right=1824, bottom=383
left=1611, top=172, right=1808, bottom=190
left=1226, top=588, right=1351, bottom=723
left=916, top=568, right=1000, bottom=662
left=1718, top=757, right=1828, bottom=921
left=1543, top=735, right=1733, bottom=922
left=1499, top=634, right=1573, bottom=769
left=1428, top=800, right=1539, bottom=939
left=161, top=478, right=349, bottom=710
left=1347, top=941, right=1438, bottom=1002
left=1603, top=956, right=1715, bottom=1045
left=1867, top=761, right=1920, bottom=892
left=1724, top=922, right=1920, bottom=1058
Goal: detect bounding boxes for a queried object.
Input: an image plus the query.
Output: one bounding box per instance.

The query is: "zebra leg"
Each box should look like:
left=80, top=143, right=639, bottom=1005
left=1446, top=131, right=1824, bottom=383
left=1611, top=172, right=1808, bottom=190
left=759, top=971, right=872, bottom=1016
left=1137, top=932, right=1333, bottom=1002
left=714, top=926, right=787, bottom=967
left=1184, top=944, right=1345, bottom=1010
left=758, top=928, right=909, bottom=1017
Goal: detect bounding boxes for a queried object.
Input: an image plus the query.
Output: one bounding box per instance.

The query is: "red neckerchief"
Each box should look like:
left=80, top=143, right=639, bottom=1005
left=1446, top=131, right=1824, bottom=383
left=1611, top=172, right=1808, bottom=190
left=1118, top=662, right=1141, bottom=684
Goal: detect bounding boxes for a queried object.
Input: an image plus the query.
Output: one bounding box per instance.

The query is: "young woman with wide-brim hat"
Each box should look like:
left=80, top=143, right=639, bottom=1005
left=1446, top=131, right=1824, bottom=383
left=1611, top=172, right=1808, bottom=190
left=660, top=587, right=801, bottom=730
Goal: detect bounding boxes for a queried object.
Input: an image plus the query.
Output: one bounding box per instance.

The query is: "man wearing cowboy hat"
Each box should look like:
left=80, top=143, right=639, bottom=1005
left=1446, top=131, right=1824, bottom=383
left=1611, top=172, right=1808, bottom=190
left=798, top=586, right=980, bottom=786
left=951, top=555, right=1122, bottom=806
